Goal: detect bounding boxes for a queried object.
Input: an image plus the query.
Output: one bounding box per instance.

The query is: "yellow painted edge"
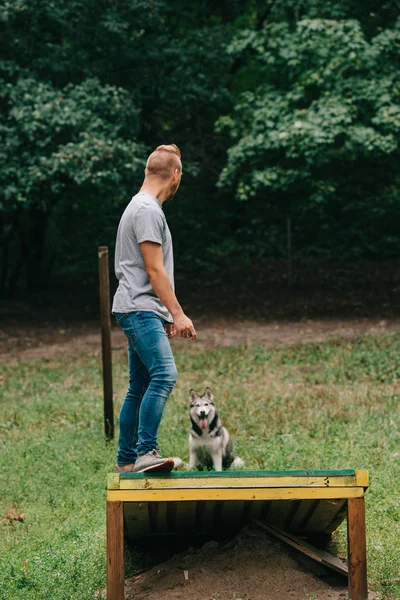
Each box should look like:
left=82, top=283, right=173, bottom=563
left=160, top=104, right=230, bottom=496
left=107, top=487, right=365, bottom=502
left=355, top=470, right=369, bottom=488
left=107, top=473, right=120, bottom=490
left=119, top=475, right=357, bottom=490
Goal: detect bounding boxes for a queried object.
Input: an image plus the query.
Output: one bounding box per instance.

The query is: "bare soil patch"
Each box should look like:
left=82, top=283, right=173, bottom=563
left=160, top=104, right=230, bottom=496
left=1, top=259, right=399, bottom=362
left=125, top=526, right=348, bottom=600
left=0, top=316, right=399, bottom=364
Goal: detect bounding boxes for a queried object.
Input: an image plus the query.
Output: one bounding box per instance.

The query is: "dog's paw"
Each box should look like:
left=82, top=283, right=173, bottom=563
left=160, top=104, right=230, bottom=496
left=232, top=457, right=245, bottom=469
left=171, top=457, right=190, bottom=471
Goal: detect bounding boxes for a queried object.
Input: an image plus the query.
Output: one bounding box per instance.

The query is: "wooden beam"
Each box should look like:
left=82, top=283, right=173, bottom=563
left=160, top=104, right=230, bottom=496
left=98, top=246, right=114, bottom=440
left=347, top=498, right=368, bottom=600
left=106, top=500, right=124, bottom=600
left=355, top=470, right=369, bottom=488
left=118, top=474, right=359, bottom=491
left=107, top=487, right=365, bottom=503
left=255, top=520, right=348, bottom=577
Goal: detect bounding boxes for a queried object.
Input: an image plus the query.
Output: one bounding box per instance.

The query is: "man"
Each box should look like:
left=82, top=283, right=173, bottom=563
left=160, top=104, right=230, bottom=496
left=112, top=144, right=196, bottom=474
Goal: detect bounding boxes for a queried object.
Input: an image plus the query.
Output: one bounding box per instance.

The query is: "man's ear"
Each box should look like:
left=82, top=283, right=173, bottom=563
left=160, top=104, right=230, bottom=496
left=204, top=387, right=214, bottom=403
left=189, top=389, right=198, bottom=405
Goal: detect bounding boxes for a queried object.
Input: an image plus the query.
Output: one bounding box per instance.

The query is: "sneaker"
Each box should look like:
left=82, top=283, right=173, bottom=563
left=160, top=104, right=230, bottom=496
left=114, top=463, right=136, bottom=473
left=133, top=449, right=175, bottom=474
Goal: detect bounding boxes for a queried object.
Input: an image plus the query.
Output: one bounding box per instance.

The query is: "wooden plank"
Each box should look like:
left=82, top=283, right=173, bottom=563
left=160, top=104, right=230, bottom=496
left=175, top=501, right=197, bottom=534
left=98, top=246, right=114, bottom=440
left=106, top=500, right=124, bottom=600
left=108, top=473, right=120, bottom=490
left=289, top=499, right=320, bottom=532
left=147, top=502, right=159, bottom=534
left=239, top=499, right=254, bottom=527
left=123, top=502, right=151, bottom=538
left=118, top=469, right=356, bottom=480
left=118, top=473, right=358, bottom=490
left=325, top=502, right=348, bottom=534
left=355, top=470, right=369, bottom=488
left=107, top=487, right=365, bottom=503
left=156, top=502, right=169, bottom=534
left=213, top=501, right=225, bottom=532
left=255, top=520, right=348, bottom=577
left=283, top=500, right=302, bottom=530
left=166, top=501, right=178, bottom=532
left=347, top=498, right=368, bottom=600
left=249, top=501, right=267, bottom=522
left=305, top=499, right=346, bottom=533
left=194, top=500, right=217, bottom=533
left=220, top=500, right=245, bottom=532
left=264, top=499, right=293, bottom=529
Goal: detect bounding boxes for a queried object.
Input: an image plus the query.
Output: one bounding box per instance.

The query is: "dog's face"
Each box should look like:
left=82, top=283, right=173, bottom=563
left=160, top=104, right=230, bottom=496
left=189, top=388, right=216, bottom=430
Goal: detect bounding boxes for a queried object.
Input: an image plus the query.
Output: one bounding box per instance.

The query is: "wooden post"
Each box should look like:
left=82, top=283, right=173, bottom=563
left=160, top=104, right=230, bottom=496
left=287, top=218, right=292, bottom=288
left=347, top=497, right=368, bottom=600
left=98, top=246, right=114, bottom=440
left=107, top=500, right=124, bottom=600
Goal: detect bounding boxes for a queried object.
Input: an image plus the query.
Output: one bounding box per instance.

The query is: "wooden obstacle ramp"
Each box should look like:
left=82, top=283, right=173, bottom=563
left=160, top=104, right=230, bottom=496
left=106, top=469, right=369, bottom=600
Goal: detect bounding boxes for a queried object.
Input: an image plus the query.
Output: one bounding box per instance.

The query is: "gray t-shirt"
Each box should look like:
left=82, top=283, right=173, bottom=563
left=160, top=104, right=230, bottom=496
left=112, top=192, right=174, bottom=323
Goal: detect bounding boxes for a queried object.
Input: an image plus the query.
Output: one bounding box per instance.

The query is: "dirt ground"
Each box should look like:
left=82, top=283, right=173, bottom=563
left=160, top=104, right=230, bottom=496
left=1, top=259, right=399, bottom=363
left=0, top=315, right=399, bottom=364
left=125, top=526, right=349, bottom=600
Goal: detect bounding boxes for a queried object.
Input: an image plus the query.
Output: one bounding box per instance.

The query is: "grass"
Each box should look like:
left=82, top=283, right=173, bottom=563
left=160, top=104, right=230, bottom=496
left=0, top=332, right=399, bottom=599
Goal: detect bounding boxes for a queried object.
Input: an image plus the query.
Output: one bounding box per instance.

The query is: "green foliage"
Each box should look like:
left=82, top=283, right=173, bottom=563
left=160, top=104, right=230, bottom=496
left=1, top=1, right=400, bottom=292
left=217, top=17, right=400, bottom=258
left=1, top=76, right=143, bottom=201
left=0, top=72, right=145, bottom=291
left=0, top=1, right=237, bottom=292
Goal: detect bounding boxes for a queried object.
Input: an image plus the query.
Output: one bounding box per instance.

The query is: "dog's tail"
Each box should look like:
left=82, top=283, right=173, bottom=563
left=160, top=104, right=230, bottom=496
left=232, top=456, right=245, bottom=469
left=171, top=457, right=190, bottom=471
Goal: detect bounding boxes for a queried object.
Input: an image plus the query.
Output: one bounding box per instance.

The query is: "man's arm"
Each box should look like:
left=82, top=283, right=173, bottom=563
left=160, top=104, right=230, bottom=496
left=140, top=241, right=196, bottom=340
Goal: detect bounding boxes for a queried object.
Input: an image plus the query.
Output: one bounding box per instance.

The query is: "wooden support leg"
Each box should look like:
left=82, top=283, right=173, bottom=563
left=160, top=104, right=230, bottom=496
left=107, top=500, right=124, bottom=600
left=347, top=497, right=368, bottom=600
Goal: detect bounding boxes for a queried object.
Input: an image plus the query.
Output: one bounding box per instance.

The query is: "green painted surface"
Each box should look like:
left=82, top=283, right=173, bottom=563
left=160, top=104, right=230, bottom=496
left=118, top=469, right=356, bottom=480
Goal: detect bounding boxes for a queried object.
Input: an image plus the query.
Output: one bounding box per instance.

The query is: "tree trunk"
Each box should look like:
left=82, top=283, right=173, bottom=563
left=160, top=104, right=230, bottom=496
left=26, top=205, right=49, bottom=290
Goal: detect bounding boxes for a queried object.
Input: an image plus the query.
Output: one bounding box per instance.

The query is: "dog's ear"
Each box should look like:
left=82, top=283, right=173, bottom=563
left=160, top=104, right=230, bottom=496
left=189, top=389, right=198, bottom=405
left=204, top=387, right=214, bottom=403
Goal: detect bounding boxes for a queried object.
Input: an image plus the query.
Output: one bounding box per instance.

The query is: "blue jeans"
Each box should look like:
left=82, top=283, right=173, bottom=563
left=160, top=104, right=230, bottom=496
left=114, top=311, right=178, bottom=465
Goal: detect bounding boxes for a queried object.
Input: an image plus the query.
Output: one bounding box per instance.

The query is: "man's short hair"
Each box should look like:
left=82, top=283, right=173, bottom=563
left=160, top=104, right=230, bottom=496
left=145, top=144, right=182, bottom=180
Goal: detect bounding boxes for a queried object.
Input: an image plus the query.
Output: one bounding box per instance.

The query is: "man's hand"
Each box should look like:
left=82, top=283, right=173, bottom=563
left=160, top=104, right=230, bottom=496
left=173, top=311, right=197, bottom=341
left=139, top=241, right=196, bottom=340
left=165, top=323, right=177, bottom=339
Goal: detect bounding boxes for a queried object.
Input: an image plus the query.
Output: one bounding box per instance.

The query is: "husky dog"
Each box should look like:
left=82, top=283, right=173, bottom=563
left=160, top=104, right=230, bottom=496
left=189, top=388, right=244, bottom=471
